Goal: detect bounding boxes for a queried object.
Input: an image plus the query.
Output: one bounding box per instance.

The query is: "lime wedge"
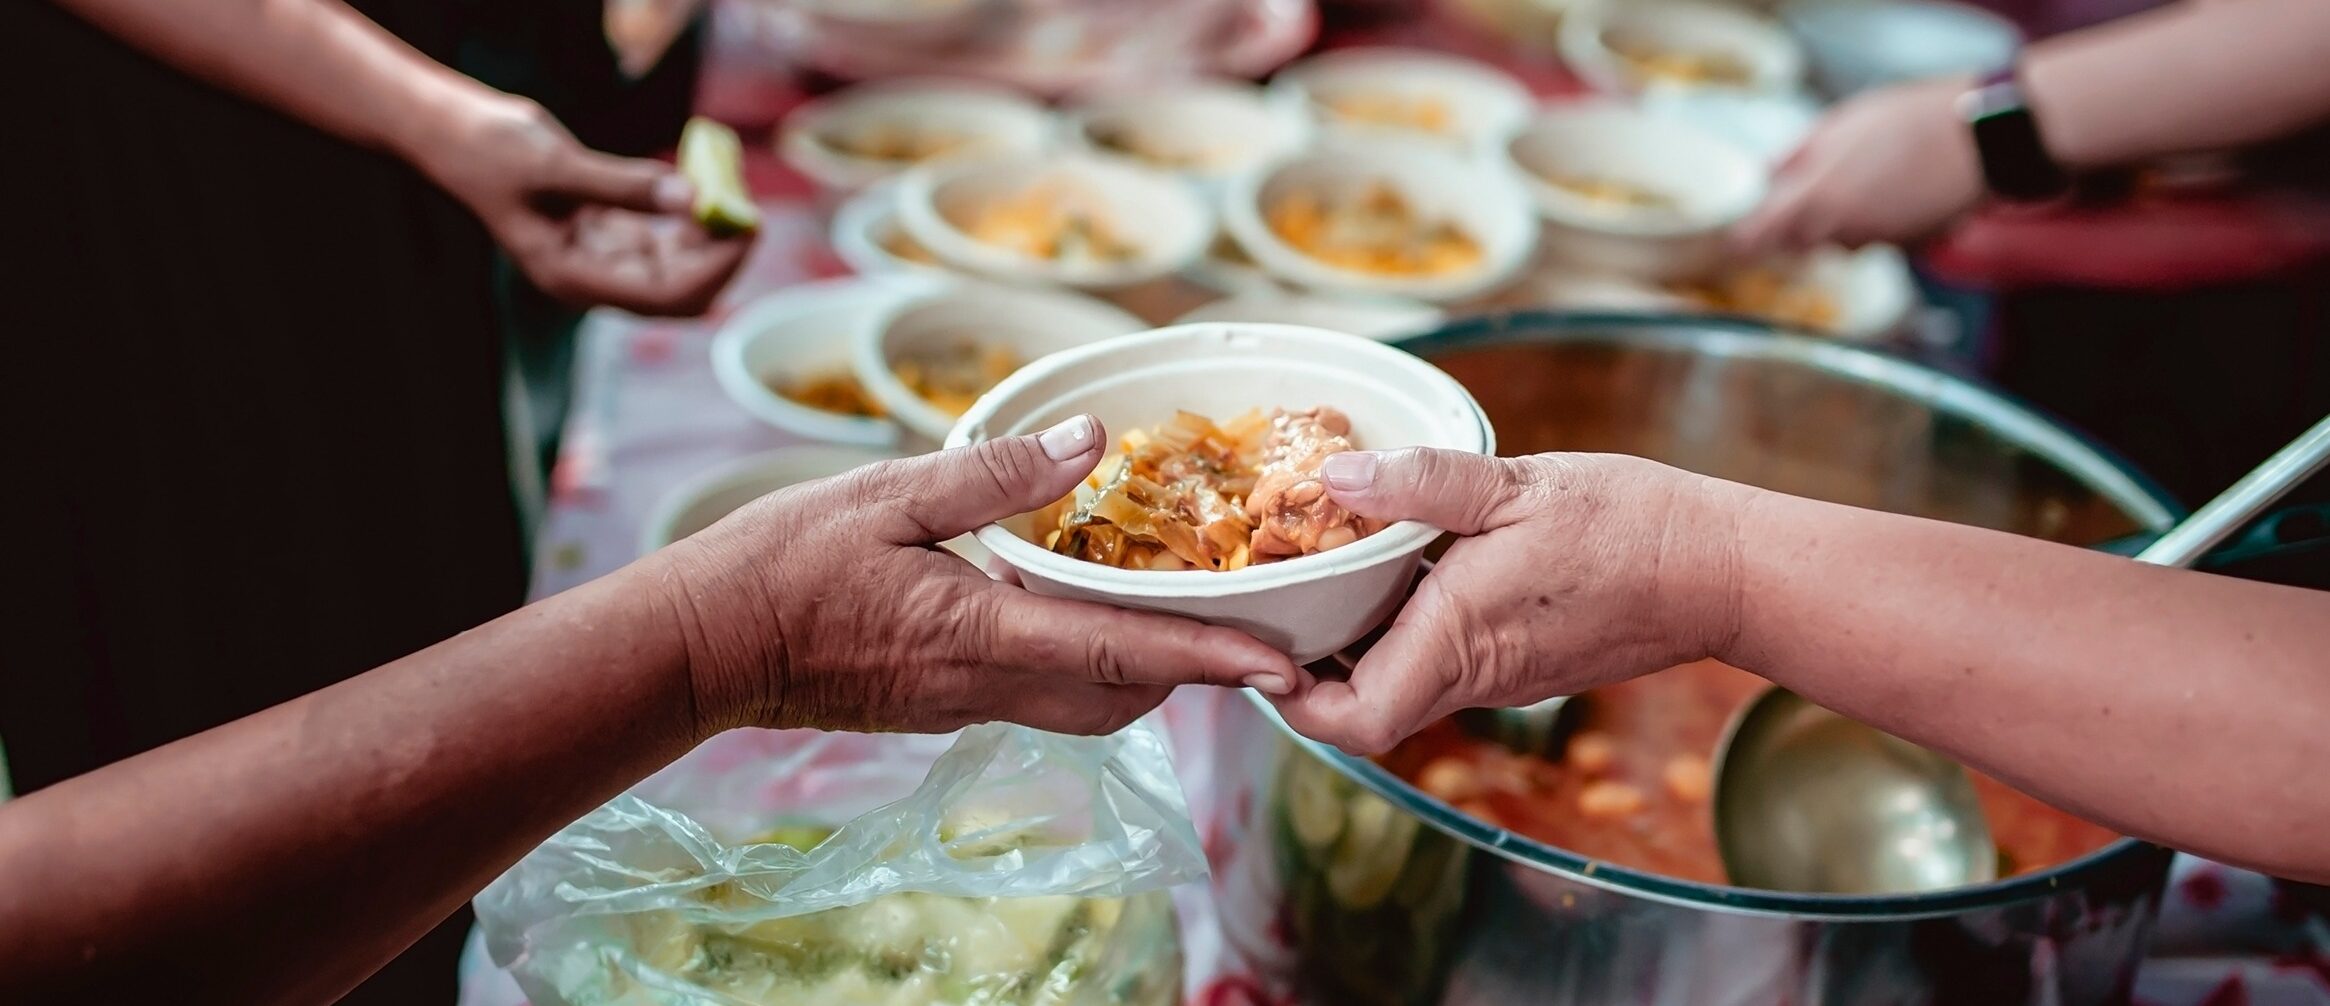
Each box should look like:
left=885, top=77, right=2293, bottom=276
left=678, top=116, right=760, bottom=235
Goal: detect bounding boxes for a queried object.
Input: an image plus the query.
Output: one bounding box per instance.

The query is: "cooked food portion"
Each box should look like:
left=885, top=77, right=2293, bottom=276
left=893, top=343, right=1021, bottom=417
left=1381, top=659, right=2120, bottom=886
left=1037, top=407, right=1382, bottom=571
left=1605, top=32, right=1755, bottom=87
left=1086, top=123, right=1231, bottom=171
left=1672, top=268, right=1841, bottom=334
left=1537, top=172, right=1681, bottom=215
left=963, top=185, right=1139, bottom=266
left=1266, top=184, right=1484, bottom=277
left=1320, top=93, right=1455, bottom=136
left=822, top=122, right=972, bottom=163
left=774, top=370, right=885, bottom=418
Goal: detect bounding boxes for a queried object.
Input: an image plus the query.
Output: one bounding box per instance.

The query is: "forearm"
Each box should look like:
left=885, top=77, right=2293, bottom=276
left=0, top=554, right=709, bottom=1004
left=1719, top=486, right=2330, bottom=881
left=50, top=0, right=491, bottom=166
left=2023, top=0, right=2330, bottom=172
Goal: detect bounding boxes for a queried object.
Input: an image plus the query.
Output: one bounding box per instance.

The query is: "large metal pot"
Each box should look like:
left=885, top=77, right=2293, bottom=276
left=1251, top=313, right=2188, bottom=1006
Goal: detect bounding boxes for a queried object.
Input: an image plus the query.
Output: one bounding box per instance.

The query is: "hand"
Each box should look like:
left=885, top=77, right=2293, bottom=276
left=1733, top=77, right=1984, bottom=255
left=409, top=94, right=750, bottom=316
left=662, top=415, right=1309, bottom=738
left=1268, top=449, right=1745, bottom=755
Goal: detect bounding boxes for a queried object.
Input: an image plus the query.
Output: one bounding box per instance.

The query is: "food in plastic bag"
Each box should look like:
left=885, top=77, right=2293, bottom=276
left=476, top=724, right=1202, bottom=1006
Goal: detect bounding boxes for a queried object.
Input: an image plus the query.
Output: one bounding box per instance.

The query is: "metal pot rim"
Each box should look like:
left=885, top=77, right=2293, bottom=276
left=1252, top=311, right=2181, bottom=922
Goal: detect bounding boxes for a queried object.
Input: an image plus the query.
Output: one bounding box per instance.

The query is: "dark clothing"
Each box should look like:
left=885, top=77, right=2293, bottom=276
left=0, top=2, right=693, bottom=1001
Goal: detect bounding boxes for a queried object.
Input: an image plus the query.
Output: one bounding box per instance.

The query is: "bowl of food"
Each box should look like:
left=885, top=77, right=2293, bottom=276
left=1560, top=0, right=1805, bottom=96
left=1667, top=243, right=1917, bottom=341
left=894, top=152, right=1217, bottom=291
left=1268, top=47, right=1535, bottom=153
left=1064, top=79, right=1310, bottom=183
left=712, top=275, right=952, bottom=447
left=945, top=323, right=1494, bottom=664
left=829, top=181, right=951, bottom=276
left=779, top=78, right=1057, bottom=194
left=1222, top=140, right=1537, bottom=304
left=1173, top=291, right=1444, bottom=342
left=1505, top=102, right=1768, bottom=281
left=854, top=283, right=1149, bottom=450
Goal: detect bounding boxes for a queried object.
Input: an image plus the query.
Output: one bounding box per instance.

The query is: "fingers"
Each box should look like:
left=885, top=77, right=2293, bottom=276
left=545, top=147, right=693, bottom=215
left=869, top=415, right=1108, bottom=543
left=1731, top=173, right=1823, bottom=258
left=527, top=210, right=752, bottom=317
left=1320, top=448, right=1531, bottom=535
left=967, top=583, right=1307, bottom=695
left=1268, top=579, right=1466, bottom=755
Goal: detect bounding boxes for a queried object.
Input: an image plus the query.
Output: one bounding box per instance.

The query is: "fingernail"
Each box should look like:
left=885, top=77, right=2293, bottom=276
left=653, top=174, right=694, bottom=213
left=1243, top=673, right=1291, bottom=695
left=1036, top=415, right=1096, bottom=462
left=1322, top=451, right=1377, bottom=492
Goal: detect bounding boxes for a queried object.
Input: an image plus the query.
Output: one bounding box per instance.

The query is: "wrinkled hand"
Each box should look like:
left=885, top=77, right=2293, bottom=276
left=1733, top=77, right=1984, bottom=255
left=1269, top=449, right=1745, bottom=754
left=663, top=415, right=1308, bottom=738
left=413, top=94, right=750, bottom=316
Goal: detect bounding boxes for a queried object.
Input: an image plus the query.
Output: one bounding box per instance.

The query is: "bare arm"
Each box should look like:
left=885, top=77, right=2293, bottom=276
left=45, top=0, right=752, bottom=315
left=1275, top=448, right=2330, bottom=883
left=1724, top=487, right=2330, bottom=880
left=0, top=421, right=1302, bottom=1004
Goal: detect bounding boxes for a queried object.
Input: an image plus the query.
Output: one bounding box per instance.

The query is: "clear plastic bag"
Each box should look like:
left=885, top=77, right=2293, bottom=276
left=475, top=722, right=1203, bottom=1006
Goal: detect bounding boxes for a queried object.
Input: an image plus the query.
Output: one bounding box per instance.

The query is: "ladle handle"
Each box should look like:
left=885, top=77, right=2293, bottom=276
left=2136, top=412, right=2330, bottom=569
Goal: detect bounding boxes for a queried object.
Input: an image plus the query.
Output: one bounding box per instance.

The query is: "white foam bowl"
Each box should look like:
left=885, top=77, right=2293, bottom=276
left=779, top=79, right=1057, bottom=194
left=829, top=181, right=952, bottom=277
left=946, top=323, right=1494, bottom=664
left=852, top=283, right=1149, bottom=451
left=1269, top=47, right=1535, bottom=154
left=1505, top=103, right=1768, bottom=282
left=1781, top=0, right=2019, bottom=98
left=1063, top=79, right=1311, bottom=183
left=710, top=275, right=948, bottom=447
left=894, top=152, right=1216, bottom=291
left=639, top=447, right=997, bottom=568
left=1560, top=0, right=1805, bottom=97
left=1174, top=291, right=1444, bottom=342
left=1221, top=139, right=1538, bottom=304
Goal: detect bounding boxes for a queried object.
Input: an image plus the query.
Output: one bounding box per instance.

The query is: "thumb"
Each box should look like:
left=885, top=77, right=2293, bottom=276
left=546, top=147, right=694, bottom=214
left=876, top=415, right=1107, bottom=543
left=1321, top=448, right=1529, bottom=535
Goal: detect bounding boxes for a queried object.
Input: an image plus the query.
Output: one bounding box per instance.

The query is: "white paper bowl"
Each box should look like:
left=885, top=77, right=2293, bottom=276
left=1781, top=0, right=2019, bottom=98
left=852, top=283, right=1149, bottom=450
left=944, top=323, right=1495, bottom=664
left=1064, top=80, right=1311, bottom=183
left=1560, top=0, right=1805, bottom=97
left=779, top=79, right=1057, bottom=194
left=894, top=152, right=1217, bottom=291
left=710, top=275, right=948, bottom=446
left=829, top=181, right=953, bottom=277
left=1269, top=47, right=1535, bottom=153
left=1505, top=103, right=1768, bottom=281
left=1173, top=291, right=1444, bottom=342
left=1221, top=140, right=1538, bottom=304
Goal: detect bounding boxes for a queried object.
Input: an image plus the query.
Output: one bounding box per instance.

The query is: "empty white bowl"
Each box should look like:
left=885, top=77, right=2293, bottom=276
left=829, top=181, right=952, bottom=276
left=1064, top=79, right=1310, bottom=182
left=893, top=152, right=1217, bottom=291
left=1781, top=0, right=2019, bottom=98
left=1269, top=47, right=1535, bottom=153
left=1506, top=102, right=1768, bottom=281
left=779, top=79, right=1057, bottom=194
left=1221, top=139, right=1538, bottom=304
left=640, top=446, right=996, bottom=568
left=945, top=323, right=1494, bottom=664
left=1173, top=291, right=1444, bottom=342
left=710, top=275, right=949, bottom=447
left=1560, top=0, right=1805, bottom=96
left=852, top=283, right=1148, bottom=450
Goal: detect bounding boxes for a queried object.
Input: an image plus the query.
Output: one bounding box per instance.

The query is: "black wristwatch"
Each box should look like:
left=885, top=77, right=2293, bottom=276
left=1956, top=67, right=2072, bottom=202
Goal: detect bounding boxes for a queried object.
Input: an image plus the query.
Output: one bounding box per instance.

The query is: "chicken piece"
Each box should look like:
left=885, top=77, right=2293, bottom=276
left=1245, top=406, right=1382, bottom=558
